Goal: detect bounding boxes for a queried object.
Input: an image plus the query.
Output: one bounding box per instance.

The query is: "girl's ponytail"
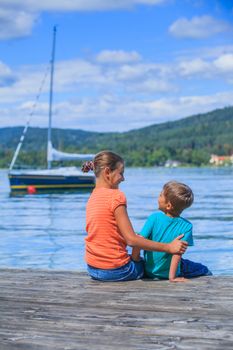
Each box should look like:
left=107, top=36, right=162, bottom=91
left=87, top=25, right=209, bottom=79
left=81, top=160, right=94, bottom=173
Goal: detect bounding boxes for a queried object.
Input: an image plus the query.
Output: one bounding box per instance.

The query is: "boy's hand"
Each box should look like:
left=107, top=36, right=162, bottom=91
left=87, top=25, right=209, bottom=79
left=168, top=234, right=188, bottom=254
left=169, top=277, right=189, bottom=283
left=131, top=246, right=141, bottom=262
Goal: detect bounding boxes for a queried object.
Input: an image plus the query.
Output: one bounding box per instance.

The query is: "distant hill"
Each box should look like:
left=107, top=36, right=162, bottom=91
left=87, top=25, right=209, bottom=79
left=1, top=106, right=233, bottom=168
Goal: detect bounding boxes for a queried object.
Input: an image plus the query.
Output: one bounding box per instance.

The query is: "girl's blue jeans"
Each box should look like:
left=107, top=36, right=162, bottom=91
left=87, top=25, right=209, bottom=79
left=87, top=259, right=144, bottom=282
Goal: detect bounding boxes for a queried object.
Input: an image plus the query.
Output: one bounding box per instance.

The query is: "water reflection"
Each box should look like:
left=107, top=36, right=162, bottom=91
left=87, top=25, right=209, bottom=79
left=46, top=196, right=64, bottom=269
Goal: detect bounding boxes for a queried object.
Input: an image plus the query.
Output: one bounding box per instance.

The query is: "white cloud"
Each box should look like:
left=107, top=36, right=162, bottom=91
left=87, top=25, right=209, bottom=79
left=0, top=0, right=166, bottom=39
left=55, top=59, right=107, bottom=89
left=175, top=45, right=233, bottom=62
left=110, top=63, right=171, bottom=84
left=96, top=50, right=141, bottom=64
left=115, top=64, right=147, bottom=81
left=1, top=47, right=233, bottom=131
left=0, top=61, right=16, bottom=86
left=173, top=53, right=233, bottom=80
left=0, top=48, right=232, bottom=94
left=169, top=15, right=232, bottom=39
left=177, top=58, right=210, bottom=76
left=0, top=0, right=166, bottom=11
left=43, top=58, right=172, bottom=94
left=126, top=79, right=175, bottom=93
left=0, top=64, right=53, bottom=105
left=214, top=54, right=233, bottom=72
left=1, top=90, right=233, bottom=131
left=0, top=7, right=38, bottom=40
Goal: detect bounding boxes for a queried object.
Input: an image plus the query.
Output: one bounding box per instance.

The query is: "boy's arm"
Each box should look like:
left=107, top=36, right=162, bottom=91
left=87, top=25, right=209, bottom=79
left=169, top=254, right=188, bottom=283
left=169, top=223, right=193, bottom=282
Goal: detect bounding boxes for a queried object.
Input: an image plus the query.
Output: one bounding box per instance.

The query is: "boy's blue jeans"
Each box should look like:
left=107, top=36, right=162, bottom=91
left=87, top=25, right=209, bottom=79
left=87, top=259, right=144, bottom=282
left=179, top=258, right=212, bottom=278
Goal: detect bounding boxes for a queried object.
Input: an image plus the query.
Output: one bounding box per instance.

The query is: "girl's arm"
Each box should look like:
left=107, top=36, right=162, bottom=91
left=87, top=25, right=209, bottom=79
left=169, top=254, right=188, bottom=282
left=115, top=205, right=188, bottom=255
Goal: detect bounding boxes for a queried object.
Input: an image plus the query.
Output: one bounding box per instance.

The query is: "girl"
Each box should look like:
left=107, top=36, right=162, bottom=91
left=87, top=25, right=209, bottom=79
left=82, top=151, right=188, bottom=282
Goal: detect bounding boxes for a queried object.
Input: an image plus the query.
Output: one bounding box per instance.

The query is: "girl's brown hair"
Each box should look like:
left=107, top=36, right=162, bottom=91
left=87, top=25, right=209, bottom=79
left=163, top=181, right=194, bottom=216
left=82, top=151, right=124, bottom=177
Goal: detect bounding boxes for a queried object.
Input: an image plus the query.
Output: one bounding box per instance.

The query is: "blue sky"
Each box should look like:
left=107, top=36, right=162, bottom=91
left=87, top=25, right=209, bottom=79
left=0, top=0, right=233, bottom=132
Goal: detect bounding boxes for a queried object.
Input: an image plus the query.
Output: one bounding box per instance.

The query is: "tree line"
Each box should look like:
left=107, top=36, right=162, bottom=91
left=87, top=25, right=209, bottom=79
left=1, top=106, right=233, bottom=168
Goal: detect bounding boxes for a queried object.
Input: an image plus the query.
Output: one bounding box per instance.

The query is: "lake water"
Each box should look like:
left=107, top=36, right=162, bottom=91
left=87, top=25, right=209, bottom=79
left=0, top=168, right=233, bottom=275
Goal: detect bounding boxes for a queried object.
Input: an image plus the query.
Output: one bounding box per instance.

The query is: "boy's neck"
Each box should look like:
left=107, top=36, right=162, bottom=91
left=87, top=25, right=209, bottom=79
left=162, top=210, right=179, bottom=218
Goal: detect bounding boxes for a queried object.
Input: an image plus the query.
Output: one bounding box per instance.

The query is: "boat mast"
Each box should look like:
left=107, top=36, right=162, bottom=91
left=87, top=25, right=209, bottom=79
left=47, top=26, right=57, bottom=170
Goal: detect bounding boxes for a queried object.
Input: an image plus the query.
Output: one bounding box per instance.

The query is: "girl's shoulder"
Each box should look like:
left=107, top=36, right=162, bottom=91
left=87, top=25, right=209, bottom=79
left=114, top=188, right=126, bottom=199
left=91, top=188, right=127, bottom=210
left=109, top=189, right=127, bottom=211
left=93, top=187, right=125, bottom=198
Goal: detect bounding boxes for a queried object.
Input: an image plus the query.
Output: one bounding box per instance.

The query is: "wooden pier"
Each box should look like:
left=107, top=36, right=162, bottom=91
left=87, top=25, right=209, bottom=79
left=0, top=269, right=233, bottom=349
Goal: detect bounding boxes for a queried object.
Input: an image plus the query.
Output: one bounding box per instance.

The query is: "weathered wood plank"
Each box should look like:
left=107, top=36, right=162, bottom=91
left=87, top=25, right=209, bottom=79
left=0, top=269, right=233, bottom=349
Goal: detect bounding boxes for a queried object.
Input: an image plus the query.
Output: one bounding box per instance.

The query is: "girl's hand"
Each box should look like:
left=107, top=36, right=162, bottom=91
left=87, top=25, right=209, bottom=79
left=168, top=234, right=188, bottom=254
left=169, top=277, right=189, bottom=283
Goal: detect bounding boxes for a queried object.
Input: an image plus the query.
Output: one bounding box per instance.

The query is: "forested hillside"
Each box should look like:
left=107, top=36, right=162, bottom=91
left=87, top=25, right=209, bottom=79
left=1, top=106, right=233, bottom=168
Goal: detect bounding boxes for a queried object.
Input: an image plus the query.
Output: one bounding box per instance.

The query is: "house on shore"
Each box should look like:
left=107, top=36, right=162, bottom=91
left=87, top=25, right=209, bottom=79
left=209, top=154, right=233, bottom=166
left=164, top=159, right=181, bottom=168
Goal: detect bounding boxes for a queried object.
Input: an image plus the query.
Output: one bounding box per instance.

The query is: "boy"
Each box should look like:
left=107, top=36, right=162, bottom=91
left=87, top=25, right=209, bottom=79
left=132, top=181, right=212, bottom=282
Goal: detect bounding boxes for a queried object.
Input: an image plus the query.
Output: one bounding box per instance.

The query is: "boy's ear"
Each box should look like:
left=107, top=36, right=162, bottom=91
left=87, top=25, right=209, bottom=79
left=166, top=201, right=173, bottom=211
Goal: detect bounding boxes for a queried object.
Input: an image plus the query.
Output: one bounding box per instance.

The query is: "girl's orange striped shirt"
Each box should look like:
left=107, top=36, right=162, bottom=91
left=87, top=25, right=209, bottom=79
left=85, top=187, right=130, bottom=269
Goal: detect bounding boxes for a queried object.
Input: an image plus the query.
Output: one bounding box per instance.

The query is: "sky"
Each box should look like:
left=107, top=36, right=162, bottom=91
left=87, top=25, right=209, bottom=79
left=0, top=0, right=233, bottom=132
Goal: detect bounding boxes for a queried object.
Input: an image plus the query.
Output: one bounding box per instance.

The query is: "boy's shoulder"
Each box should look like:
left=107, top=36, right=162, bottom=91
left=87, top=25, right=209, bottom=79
left=179, top=216, right=192, bottom=225
left=151, top=211, right=192, bottom=227
left=146, top=211, right=192, bottom=226
left=179, top=216, right=192, bottom=226
left=143, top=212, right=154, bottom=223
left=178, top=216, right=194, bottom=244
left=146, top=211, right=168, bottom=224
left=147, top=211, right=162, bottom=220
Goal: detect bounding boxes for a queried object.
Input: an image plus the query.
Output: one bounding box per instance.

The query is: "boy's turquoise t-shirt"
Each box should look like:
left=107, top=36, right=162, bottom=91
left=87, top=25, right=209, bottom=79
left=140, top=211, right=193, bottom=279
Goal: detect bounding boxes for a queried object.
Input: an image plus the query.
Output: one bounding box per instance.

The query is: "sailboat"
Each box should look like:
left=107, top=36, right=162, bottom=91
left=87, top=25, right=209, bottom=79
left=8, top=27, right=95, bottom=192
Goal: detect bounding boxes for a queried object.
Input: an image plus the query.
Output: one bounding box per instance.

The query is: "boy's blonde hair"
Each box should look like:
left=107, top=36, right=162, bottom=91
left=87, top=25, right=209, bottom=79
left=163, top=181, right=194, bottom=216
